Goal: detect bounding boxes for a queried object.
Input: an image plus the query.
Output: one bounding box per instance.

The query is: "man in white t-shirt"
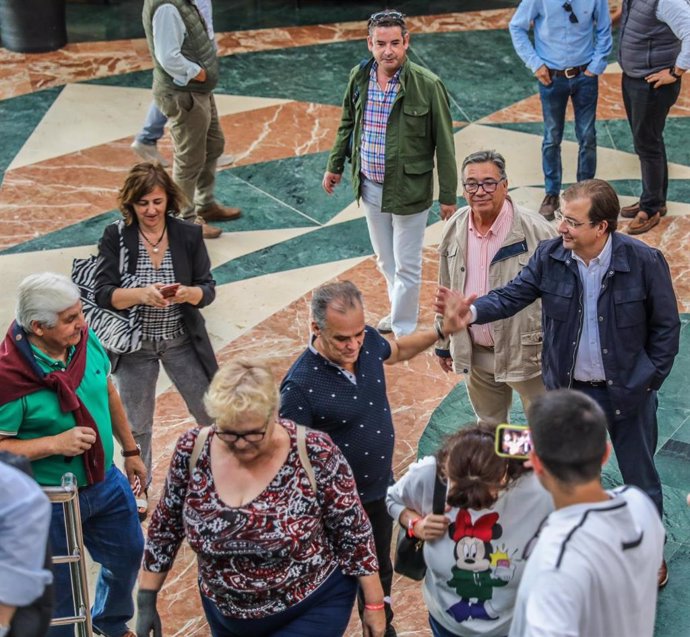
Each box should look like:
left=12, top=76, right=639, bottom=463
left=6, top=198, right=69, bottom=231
left=510, top=389, right=665, bottom=637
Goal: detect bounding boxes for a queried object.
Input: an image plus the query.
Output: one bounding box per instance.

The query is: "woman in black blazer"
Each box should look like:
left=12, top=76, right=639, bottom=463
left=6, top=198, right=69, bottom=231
left=95, top=163, right=218, bottom=518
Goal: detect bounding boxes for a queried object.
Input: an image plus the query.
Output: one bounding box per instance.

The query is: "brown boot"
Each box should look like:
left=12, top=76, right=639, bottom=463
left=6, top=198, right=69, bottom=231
left=198, top=202, right=241, bottom=222
left=194, top=216, right=222, bottom=239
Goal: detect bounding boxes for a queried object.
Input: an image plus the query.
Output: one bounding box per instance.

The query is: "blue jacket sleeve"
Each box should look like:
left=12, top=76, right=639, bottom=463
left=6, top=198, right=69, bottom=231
left=474, top=248, right=544, bottom=325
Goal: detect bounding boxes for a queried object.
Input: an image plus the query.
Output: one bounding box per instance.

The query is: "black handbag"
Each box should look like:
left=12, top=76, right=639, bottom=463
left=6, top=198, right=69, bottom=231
left=393, top=471, right=446, bottom=581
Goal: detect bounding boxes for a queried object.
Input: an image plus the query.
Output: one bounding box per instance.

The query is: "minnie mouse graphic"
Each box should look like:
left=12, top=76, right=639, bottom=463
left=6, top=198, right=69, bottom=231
left=445, top=510, right=515, bottom=623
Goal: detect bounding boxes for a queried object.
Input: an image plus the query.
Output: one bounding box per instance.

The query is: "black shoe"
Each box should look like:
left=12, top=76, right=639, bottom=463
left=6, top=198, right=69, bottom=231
left=539, top=194, right=559, bottom=221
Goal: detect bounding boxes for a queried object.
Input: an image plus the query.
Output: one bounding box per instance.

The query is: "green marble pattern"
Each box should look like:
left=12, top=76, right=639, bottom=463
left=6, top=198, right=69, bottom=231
left=0, top=87, right=62, bottom=178
left=419, top=314, right=690, bottom=635
left=211, top=216, right=373, bottom=284
left=486, top=117, right=690, bottom=170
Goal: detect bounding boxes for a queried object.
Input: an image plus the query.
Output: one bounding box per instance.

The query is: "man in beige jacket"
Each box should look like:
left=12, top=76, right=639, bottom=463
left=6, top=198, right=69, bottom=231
left=436, top=150, right=557, bottom=424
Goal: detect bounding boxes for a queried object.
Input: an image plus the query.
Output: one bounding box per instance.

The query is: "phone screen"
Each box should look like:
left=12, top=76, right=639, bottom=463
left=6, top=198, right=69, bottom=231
left=495, top=424, right=532, bottom=459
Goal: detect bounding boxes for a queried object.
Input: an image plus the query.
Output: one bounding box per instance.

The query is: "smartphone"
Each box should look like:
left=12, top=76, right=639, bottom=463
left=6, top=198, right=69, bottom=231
left=160, top=283, right=180, bottom=299
left=495, top=424, right=532, bottom=460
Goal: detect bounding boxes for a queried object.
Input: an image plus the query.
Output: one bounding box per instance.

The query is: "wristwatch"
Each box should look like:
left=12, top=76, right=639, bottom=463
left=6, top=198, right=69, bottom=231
left=121, top=443, right=141, bottom=458
left=669, top=66, right=682, bottom=79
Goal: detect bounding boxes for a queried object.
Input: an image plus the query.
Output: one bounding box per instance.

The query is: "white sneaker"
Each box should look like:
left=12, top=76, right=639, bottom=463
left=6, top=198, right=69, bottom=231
left=216, top=154, right=235, bottom=169
left=377, top=315, right=392, bottom=333
left=131, top=140, right=170, bottom=167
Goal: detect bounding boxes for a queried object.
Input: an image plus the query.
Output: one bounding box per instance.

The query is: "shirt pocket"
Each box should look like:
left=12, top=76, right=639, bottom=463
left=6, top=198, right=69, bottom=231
left=614, top=286, right=647, bottom=328
left=403, top=103, right=429, bottom=137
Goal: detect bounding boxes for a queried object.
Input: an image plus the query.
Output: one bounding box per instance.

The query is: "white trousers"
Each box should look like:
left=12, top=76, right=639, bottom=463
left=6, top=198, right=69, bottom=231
left=361, top=177, right=430, bottom=336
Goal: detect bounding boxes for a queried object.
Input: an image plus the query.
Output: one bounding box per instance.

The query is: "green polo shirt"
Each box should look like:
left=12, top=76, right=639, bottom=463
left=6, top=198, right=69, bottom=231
left=0, top=329, right=114, bottom=486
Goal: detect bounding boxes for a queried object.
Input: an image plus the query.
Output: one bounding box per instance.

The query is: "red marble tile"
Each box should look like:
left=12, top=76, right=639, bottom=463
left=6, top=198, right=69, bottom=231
left=481, top=73, right=690, bottom=124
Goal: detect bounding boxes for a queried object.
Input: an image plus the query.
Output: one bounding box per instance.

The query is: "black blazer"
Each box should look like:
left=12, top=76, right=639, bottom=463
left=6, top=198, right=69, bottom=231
left=94, top=216, right=218, bottom=380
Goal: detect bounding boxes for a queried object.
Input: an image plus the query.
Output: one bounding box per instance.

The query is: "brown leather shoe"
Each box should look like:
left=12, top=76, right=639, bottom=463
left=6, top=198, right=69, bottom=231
left=621, top=201, right=667, bottom=218
left=198, top=202, right=241, bottom=222
left=620, top=201, right=640, bottom=218
left=539, top=194, right=559, bottom=221
left=194, top=216, right=222, bottom=239
left=626, top=211, right=661, bottom=235
left=658, top=559, right=669, bottom=588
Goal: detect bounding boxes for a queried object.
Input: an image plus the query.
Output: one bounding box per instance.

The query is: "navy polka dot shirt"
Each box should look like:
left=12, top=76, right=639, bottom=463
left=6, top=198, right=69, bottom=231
left=280, top=327, right=395, bottom=503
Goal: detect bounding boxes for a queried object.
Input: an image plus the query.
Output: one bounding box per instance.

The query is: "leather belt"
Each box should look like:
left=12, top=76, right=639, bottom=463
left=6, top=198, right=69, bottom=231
left=573, top=379, right=607, bottom=388
left=549, top=64, right=589, bottom=79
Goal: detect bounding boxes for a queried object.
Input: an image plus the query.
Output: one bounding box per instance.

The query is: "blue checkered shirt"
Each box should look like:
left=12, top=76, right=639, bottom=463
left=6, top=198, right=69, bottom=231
left=360, top=63, right=401, bottom=183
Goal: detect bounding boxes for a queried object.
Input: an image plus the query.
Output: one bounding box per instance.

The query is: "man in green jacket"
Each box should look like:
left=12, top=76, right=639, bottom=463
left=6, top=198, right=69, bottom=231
left=323, top=9, right=458, bottom=337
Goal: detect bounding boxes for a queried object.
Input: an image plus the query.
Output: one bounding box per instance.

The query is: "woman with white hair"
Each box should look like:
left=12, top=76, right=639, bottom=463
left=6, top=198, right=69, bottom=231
left=136, top=359, right=385, bottom=637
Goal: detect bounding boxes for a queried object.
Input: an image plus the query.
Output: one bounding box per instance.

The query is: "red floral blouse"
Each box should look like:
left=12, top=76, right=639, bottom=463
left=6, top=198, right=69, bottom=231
left=143, top=419, right=379, bottom=618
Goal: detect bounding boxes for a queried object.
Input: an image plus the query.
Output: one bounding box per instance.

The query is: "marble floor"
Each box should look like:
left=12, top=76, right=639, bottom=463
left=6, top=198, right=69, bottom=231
left=2, top=1, right=690, bottom=635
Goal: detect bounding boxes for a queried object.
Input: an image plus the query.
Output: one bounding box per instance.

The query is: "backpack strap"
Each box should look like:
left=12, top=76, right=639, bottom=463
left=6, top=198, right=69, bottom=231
left=189, top=426, right=212, bottom=474
left=296, top=424, right=317, bottom=493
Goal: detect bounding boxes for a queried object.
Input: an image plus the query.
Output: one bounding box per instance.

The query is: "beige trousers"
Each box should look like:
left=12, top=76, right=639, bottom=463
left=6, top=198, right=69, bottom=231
left=155, top=90, right=225, bottom=220
left=466, top=344, right=546, bottom=425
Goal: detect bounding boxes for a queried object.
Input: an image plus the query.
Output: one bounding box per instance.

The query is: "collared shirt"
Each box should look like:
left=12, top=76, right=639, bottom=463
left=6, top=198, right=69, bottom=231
left=658, top=0, right=690, bottom=70
left=0, top=461, right=53, bottom=608
left=572, top=234, right=612, bottom=381
left=465, top=198, right=514, bottom=347
left=0, top=330, right=115, bottom=486
left=509, top=0, right=613, bottom=74
left=360, top=63, right=401, bottom=183
left=308, top=335, right=357, bottom=384
left=152, top=0, right=215, bottom=87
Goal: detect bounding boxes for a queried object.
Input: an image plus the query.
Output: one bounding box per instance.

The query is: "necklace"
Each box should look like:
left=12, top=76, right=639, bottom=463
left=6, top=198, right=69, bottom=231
left=139, top=225, right=166, bottom=253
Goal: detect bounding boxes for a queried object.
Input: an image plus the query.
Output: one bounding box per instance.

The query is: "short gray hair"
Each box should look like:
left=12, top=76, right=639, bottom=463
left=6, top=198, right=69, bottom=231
left=16, top=272, right=81, bottom=332
left=311, top=281, right=363, bottom=330
left=461, top=150, right=507, bottom=180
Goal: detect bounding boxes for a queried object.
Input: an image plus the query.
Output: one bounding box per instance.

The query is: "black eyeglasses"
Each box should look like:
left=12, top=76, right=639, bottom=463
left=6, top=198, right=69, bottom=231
left=368, top=10, right=406, bottom=27
left=562, top=2, right=579, bottom=23
left=213, top=420, right=270, bottom=444
left=462, top=178, right=505, bottom=194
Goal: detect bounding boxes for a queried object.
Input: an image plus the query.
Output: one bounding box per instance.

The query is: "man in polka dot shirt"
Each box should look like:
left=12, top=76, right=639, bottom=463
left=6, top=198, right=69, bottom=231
left=280, top=280, right=464, bottom=637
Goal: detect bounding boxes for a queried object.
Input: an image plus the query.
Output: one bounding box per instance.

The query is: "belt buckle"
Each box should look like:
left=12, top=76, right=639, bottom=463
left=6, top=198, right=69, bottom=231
left=564, top=66, right=578, bottom=79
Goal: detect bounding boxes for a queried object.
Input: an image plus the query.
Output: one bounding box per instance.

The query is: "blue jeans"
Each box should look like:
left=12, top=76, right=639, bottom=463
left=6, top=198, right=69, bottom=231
left=135, top=101, right=168, bottom=145
left=48, top=465, right=144, bottom=637
left=200, top=568, right=358, bottom=637
left=539, top=73, right=598, bottom=194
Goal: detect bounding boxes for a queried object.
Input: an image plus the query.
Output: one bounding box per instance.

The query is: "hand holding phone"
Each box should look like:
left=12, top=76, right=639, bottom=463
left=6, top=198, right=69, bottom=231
left=495, top=424, right=532, bottom=460
left=159, top=283, right=180, bottom=299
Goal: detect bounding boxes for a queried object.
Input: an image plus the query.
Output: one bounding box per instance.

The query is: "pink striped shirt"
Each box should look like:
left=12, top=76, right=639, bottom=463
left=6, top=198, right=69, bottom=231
left=465, top=199, right=514, bottom=347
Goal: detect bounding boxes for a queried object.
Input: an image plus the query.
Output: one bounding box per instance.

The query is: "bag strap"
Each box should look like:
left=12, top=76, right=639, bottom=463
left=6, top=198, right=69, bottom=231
left=296, top=424, right=317, bottom=493
left=189, top=426, right=212, bottom=474
left=431, top=471, right=447, bottom=515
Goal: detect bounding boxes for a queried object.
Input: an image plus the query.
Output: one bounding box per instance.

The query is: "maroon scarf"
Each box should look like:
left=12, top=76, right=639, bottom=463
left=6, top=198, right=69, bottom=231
left=0, top=322, right=105, bottom=484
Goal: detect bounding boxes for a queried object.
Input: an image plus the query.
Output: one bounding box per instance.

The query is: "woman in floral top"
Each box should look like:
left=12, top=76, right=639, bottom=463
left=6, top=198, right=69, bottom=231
left=136, top=359, right=385, bottom=637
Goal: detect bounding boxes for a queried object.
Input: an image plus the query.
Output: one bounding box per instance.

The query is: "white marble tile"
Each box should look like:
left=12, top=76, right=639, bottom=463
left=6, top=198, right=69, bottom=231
left=454, top=123, right=690, bottom=190
left=9, top=84, right=293, bottom=170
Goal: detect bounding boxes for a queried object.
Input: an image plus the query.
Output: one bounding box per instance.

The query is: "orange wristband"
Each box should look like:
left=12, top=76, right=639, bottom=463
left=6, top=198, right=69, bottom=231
left=364, top=602, right=385, bottom=611
left=407, top=516, right=422, bottom=538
